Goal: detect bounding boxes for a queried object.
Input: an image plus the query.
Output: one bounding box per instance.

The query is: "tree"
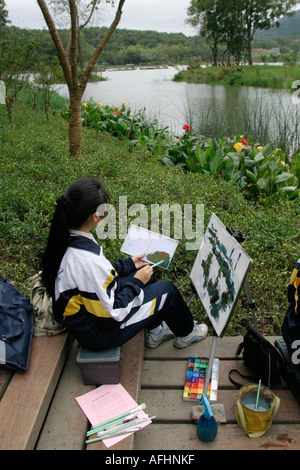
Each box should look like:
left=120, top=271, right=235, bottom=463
left=37, top=0, right=126, bottom=157
left=186, top=0, right=223, bottom=66
left=243, top=0, right=298, bottom=65
left=0, top=0, right=9, bottom=30
left=220, top=0, right=247, bottom=65
left=186, top=0, right=298, bottom=65
left=186, top=0, right=245, bottom=65
left=48, top=0, right=101, bottom=70
left=33, top=57, right=61, bottom=120
left=0, top=28, right=37, bottom=125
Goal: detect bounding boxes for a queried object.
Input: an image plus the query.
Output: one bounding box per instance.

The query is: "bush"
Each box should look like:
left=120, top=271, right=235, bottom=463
left=77, top=100, right=300, bottom=201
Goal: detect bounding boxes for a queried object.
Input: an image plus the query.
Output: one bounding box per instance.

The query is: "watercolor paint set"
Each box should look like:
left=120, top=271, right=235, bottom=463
left=183, top=356, right=219, bottom=402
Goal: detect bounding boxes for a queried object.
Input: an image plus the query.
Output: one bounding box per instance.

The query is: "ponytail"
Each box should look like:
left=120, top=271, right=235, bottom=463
left=41, top=177, right=108, bottom=297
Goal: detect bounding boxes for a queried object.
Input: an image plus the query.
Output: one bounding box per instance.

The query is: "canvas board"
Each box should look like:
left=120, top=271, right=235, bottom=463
left=190, top=213, right=252, bottom=337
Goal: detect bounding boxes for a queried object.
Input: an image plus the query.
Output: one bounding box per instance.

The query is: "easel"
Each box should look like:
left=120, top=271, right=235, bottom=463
left=226, top=226, right=258, bottom=330
left=187, top=274, right=257, bottom=397
left=187, top=224, right=258, bottom=399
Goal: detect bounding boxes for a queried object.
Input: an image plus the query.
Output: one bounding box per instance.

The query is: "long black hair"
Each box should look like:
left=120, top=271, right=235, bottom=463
left=41, top=176, right=109, bottom=297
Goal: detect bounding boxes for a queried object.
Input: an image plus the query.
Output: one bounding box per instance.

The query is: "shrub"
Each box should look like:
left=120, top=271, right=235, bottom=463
left=77, top=100, right=300, bottom=201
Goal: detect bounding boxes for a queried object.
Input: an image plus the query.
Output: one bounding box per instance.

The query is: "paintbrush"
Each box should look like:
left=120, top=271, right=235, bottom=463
left=87, top=403, right=147, bottom=436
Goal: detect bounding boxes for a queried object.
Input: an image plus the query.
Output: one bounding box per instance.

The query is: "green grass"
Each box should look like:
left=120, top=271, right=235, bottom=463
left=0, top=100, right=299, bottom=335
left=174, top=64, right=300, bottom=90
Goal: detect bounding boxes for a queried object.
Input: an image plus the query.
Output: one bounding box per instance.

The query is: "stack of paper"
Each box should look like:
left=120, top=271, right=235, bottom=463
left=76, top=384, right=152, bottom=448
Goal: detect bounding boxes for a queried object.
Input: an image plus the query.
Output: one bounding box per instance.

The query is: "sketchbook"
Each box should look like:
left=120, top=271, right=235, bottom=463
left=121, top=224, right=179, bottom=269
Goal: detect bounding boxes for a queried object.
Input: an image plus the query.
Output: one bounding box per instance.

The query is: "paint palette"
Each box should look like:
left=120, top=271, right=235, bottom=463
left=183, top=356, right=219, bottom=402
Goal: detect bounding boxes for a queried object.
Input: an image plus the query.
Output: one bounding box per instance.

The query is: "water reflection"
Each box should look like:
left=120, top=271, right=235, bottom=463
left=56, top=66, right=299, bottom=152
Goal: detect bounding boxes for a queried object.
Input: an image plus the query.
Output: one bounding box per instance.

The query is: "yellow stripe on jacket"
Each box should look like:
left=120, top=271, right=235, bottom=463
left=63, top=294, right=111, bottom=319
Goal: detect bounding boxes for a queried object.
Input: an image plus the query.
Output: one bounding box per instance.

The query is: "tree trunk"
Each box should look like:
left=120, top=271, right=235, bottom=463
left=210, top=42, right=218, bottom=66
left=247, top=28, right=252, bottom=65
left=69, top=93, right=83, bottom=158
left=5, top=96, right=14, bottom=126
left=45, top=103, right=49, bottom=121
left=226, top=48, right=231, bottom=66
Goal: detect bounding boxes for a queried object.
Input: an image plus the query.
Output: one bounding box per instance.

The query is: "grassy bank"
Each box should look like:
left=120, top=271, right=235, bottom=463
left=174, top=64, right=300, bottom=90
left=0, top=100, right=299, bottom=335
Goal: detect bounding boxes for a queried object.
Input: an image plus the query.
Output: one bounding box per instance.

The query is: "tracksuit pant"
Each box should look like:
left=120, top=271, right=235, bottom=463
left=100, top=272, right=195, bottom=349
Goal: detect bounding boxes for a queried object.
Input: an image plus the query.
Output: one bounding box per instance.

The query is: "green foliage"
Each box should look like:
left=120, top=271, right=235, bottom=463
left=78, top=100, right=300, bottom=201
left=4, top=24, right=203, bottom=68
left=2, top=10, right=300, bottom=71
left=174, top=64, right=300, bottom=90
left=0, top=0, right=9, bottom=29
left=80, top=99, right=171, bottom=149
left=186, top=0, right=299, bottom=65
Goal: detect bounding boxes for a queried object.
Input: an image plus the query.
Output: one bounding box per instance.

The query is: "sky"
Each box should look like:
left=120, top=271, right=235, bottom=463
left=4, top=0, right=196, bottom=36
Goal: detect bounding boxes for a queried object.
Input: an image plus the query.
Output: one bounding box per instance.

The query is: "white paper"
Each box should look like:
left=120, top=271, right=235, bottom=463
left=121, top=224, right=179, bottom=269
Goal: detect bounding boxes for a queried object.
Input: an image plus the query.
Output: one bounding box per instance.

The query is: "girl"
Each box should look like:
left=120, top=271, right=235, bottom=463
left=41, top=177, right=208, bottom=351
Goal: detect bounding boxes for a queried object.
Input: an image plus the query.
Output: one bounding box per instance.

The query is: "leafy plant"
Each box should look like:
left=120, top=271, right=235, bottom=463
left=69, top=99, right=300, bottom=201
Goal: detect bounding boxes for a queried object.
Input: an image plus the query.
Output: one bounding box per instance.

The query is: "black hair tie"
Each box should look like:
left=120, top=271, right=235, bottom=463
left=56, top=195, right=74, bottom=214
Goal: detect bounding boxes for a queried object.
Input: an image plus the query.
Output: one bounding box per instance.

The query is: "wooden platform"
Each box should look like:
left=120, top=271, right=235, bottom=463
left=0, top=333, right=72, bottom=450
left=135, top=335, right=300, bottom=450
left=1, top=333, right=299, bottom=450
left=0, top=331, right=144, bottom=450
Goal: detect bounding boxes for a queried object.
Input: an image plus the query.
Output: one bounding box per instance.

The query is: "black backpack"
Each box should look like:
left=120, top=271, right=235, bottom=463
left=230, top=325, right=285, bottom=389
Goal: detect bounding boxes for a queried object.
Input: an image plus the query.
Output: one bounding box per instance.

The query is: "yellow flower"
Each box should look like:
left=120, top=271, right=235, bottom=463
left=98, top=102, right=103, bottom=108
left=83, top=102, right=88, bottom=108
left=234, top=142, right=244, bottom=153
left=280, top=160, right=286, bottom=166
left=257, top=146, right=263, bottom=150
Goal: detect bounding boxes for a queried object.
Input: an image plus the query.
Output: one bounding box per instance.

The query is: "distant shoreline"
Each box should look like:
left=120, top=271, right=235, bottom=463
left=173, top=64, right=300, bottom=91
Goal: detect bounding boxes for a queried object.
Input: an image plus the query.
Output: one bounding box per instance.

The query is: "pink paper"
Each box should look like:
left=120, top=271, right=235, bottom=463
left=76, top=384, right=151, bottom=448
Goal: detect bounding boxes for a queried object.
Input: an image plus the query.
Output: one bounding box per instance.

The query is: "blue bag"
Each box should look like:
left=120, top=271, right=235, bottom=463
left=0, top=275, right=34, bottom=371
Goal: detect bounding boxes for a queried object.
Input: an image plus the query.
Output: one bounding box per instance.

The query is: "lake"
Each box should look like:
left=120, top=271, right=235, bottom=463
left=55, top=66, right=300, bottom=152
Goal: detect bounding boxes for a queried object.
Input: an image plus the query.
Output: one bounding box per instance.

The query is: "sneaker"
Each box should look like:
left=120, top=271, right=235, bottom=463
left=173, top=322, right=208, bottom=349
left=145, top=322, right=175, bottom=348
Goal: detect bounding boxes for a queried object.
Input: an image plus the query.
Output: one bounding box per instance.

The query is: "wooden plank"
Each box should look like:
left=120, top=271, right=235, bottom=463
left=139, top=389, right=300, bottom=424
left=144, top=336, right=281, bottom=360
left=0, top=368, right=14, bottom=400
left=0, top=333, right=71, bottom=450
left=36, top=341, right=94, bottom=450
left=135, top=423, right=300, bottom=450
left=144, top=335, right=241, bottom=360
left=141, top=359, right=253, bottom=388
left=87, top=330, right=145, bottom=451
left=137, top=335, right=299, bottom=451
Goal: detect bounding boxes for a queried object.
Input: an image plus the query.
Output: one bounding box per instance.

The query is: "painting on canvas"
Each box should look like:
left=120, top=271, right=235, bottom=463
left=190, top=213, right=252, bottom=337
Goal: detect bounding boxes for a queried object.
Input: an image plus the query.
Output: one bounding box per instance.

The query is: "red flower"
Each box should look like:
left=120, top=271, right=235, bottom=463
left=240, top=137, right=248, bottom=146
left=182, top=124, right=191, bottom=132
left=114, top=110, right=121, bottom=115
